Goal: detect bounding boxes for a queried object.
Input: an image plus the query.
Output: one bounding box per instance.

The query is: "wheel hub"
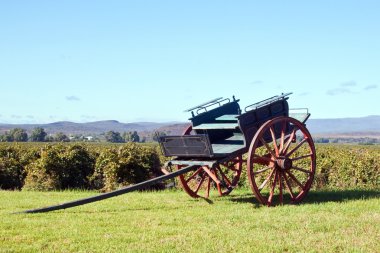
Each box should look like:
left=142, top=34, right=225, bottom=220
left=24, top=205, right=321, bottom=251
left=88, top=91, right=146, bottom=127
left=276, top=157, right=292, bottom=170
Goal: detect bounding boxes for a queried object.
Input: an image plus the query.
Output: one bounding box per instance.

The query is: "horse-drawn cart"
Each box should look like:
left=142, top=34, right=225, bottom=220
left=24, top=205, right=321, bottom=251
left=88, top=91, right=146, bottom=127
left=159, top=92, right=316, bottom=206
left=21, top=92, right=315, bottom=213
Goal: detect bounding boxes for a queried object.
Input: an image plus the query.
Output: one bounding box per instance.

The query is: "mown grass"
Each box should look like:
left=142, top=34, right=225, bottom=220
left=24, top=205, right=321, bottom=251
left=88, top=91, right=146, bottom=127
left=1, top=188, right=379, bottom=253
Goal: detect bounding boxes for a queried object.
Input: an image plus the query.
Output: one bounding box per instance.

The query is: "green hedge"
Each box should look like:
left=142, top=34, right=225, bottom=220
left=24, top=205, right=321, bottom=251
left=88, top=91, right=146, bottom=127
left=23, top=145, right=95, bottom=191
left=0, top=145, right=39, bottom=190
left=0, top=143, right=379, bottom=191
left=90, top=144, right=161, bottom=192
left=0, top=143, right=161, bottom=191
left=315, top=145, right=380, bottom=189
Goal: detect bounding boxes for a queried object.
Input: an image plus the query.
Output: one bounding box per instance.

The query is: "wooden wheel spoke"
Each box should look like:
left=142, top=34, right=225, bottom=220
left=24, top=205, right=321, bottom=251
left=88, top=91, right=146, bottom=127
left=226, top=164, right=239, bottom=172
left=282, top=127, right=298, bottom=154
left=258, top=168, right=276, bottom=191
left=286, top=171, right=305, bottom=190
left=214, top=169, right=221, bottom=185
left=225, top=157, right=242, bottom=172
left=286, top=137, right=308, bottom=157
left=205, top=177, right=211, bottom=198
left=254, top=166, right=272, bottom=175
left=194, top=174, right=206, bottom=194
left=217, top=167, right=232, bottom=186
left=185, top=167, right=203, bottom=183
left=283, top=172, right=295, bottom=200
left=280, top=135, right=291, bottom=154
left=280, top=121, right=286, bottom=152
left=202, top=167, right=221, bottom=184
left=260, top=137, right=277, bottom=158
left=268, top=170, right=278, bottom=205
left=269, top=126, right=279, bottom=156
left=291, top=153, right=313, bottom=161
left=278, top=172, right=283, bottom=204
left=253, top=154, right=275, bottom=165
left=292, top=166, right=312, bottom=174
left=213, top=170, right=223, bottom=196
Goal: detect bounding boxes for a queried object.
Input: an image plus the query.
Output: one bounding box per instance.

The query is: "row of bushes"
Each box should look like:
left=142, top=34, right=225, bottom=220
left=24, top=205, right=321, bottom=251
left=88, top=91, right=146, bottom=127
left=0, top=143, right=162, bottom=191
left=314, top=145, right=380, bottom=189
left=0, top=143, right=379, bottom=191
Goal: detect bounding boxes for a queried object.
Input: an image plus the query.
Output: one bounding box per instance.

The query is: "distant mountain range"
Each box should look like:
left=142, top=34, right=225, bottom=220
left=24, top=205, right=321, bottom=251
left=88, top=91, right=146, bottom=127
left=306, top=115, right=380, bottom=136
left=0, top=120, right=175, bottom=135
left=0, top=116, right=379, bottom=137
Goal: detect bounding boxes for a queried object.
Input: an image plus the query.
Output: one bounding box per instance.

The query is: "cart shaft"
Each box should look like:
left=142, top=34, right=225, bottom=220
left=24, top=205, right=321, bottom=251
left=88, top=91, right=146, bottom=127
left=18, top=165, right=198, bottom=214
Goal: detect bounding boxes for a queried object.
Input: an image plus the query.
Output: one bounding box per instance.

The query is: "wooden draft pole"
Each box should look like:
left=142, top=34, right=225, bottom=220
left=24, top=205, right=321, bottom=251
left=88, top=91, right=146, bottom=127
left=17, top=165, right=197, bottom=214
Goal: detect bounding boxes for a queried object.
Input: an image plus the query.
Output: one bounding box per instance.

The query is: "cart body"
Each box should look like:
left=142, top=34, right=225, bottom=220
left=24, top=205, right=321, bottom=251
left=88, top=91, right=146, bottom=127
left=159, top=93, right=306, bottom=159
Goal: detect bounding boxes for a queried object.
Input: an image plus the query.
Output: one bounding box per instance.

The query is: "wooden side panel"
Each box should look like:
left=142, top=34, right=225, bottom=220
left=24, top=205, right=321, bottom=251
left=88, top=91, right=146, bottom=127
left=238, top=100, right=289, bottom=148
left=158, top=135, right=214, bottom=157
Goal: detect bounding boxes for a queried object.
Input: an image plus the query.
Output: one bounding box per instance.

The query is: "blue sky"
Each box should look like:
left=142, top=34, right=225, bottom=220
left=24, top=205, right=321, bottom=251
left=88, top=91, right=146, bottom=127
left=0, top=1, right=379, bottom=124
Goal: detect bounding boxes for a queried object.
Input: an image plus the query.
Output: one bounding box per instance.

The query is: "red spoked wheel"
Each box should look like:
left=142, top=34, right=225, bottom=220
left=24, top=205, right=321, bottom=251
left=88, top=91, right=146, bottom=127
left=247, top=116, right=316, bottom=206
left=178, top=125, right=243, bottom=198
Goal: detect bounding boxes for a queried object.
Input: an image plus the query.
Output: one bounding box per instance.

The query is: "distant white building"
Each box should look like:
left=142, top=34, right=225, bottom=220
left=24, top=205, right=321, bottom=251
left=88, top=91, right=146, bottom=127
left=85, top=136, right=94, bottom=141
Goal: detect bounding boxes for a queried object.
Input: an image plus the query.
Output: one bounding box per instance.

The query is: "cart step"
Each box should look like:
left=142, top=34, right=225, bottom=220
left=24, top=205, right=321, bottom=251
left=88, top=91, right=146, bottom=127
left=226, top=133, right=244, bottom=141
left=212, top=143, right=245, bottom=154
left=193, top=123, right=239, bottom=130
left=215, top=114, right=239, bottom=121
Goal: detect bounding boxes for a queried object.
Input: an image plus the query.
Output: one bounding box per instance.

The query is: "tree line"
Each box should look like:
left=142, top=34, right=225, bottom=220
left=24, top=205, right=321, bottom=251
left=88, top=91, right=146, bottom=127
left=0, top=127, right=48, bottom=142
left=0, top=127, right=145, bottom=143
left=104, top=130, right=141, bottom=143
left=313, top=137, right=380, bottom=145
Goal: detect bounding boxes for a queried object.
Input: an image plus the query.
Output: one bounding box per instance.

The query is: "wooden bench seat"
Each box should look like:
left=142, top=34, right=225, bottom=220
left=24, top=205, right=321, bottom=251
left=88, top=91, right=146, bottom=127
left=289, top=113, right=310, bottom=123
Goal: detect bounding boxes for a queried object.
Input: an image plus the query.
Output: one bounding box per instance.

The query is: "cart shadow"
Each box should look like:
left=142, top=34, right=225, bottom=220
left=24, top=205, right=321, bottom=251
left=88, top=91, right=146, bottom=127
left=228, top=194, right=261, bottom=207
left=228, top=189, right=380, bottom=207
left=21, top=190, right=378, bottom=214
left=302, top=189, right=380, bottom=204
left=199, top=197, right=214, bottom=204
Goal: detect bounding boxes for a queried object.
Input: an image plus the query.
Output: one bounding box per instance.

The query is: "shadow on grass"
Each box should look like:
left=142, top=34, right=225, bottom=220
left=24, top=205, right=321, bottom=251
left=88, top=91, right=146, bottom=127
left=227, top=189, right=380, bottom=207
left=302, top=189, right=380, bottom=204
left=18, top=189, right=379, bottom=214
left=228, top=194, right=261, bottom=207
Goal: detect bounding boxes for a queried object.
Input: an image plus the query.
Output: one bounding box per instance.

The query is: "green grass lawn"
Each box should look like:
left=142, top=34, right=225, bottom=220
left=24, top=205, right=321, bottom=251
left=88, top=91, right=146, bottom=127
left=1, top=189, right=379, bottom=253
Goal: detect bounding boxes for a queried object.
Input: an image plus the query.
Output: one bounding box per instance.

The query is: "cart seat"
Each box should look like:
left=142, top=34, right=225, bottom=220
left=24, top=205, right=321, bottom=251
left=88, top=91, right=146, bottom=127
left=289, top=112, right=310, bottom=123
